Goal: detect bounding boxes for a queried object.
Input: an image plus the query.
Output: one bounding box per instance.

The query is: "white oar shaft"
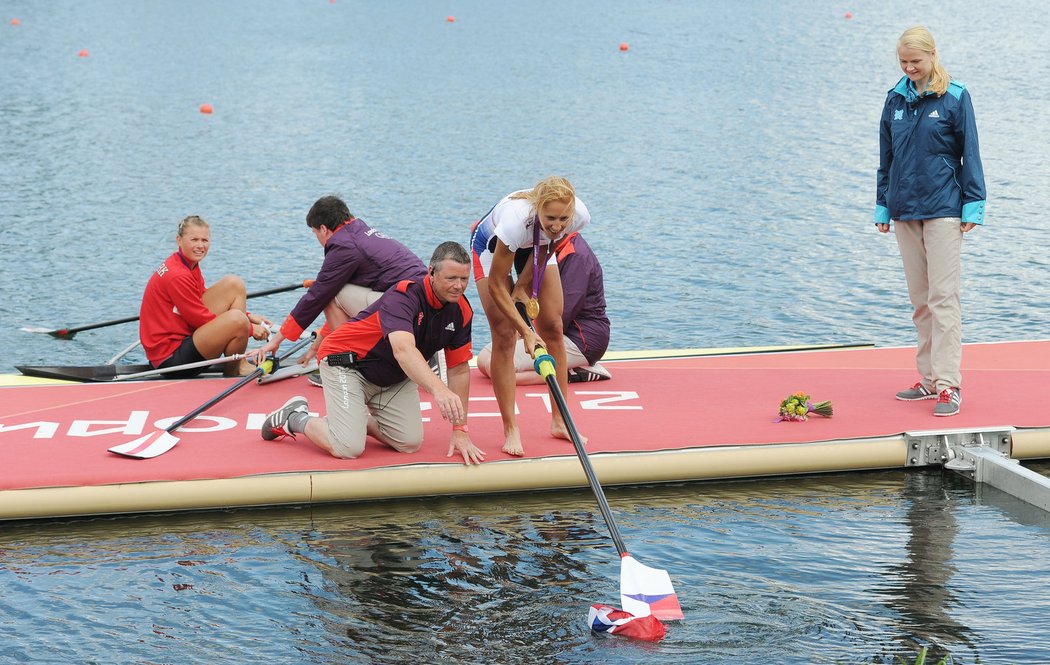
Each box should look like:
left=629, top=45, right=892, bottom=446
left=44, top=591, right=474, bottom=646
left=111, top=354, right=245, bottom=382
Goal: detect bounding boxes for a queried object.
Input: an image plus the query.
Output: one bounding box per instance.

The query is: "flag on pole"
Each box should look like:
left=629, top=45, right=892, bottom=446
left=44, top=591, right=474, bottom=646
left=619, top=554, right=684, bottom=620
left=587, top=604, right=666, bottom=641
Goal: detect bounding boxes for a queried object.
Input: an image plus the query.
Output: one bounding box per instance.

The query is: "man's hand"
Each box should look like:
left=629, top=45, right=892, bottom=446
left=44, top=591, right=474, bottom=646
left=298, top=334, right=323, bottom=365
left=246, top=335, right=282, bottom=365
left=448, top=430, right=486, bottom=465
left=432, top=385, right=466, bottom=425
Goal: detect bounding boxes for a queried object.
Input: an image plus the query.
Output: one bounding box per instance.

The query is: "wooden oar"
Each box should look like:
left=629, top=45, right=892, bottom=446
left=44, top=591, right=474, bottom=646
left=107, top=334, right=315, bottom=459
left=515, top=303, right=683, bottom=622
left=22, top=280, right=313, bottom=339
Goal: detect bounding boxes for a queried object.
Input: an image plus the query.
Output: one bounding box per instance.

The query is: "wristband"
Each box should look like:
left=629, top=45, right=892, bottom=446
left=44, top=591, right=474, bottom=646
left=452, top=423, right=468, bottom=433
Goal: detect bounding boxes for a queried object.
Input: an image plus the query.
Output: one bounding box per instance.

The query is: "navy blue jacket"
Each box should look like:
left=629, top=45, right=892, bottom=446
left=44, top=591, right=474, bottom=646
left=875, top=76, right=986, bottom=225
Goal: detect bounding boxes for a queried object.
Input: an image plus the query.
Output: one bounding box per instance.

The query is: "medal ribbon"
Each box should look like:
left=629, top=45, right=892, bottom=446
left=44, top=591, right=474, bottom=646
left=531, top=215, right=549, bottom=304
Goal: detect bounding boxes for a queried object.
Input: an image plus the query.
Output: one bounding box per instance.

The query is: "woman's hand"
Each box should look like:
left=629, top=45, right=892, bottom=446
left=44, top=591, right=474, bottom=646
left=247, top=313, right=273, bottom=341
left=250, top=322, right=271, bottom=341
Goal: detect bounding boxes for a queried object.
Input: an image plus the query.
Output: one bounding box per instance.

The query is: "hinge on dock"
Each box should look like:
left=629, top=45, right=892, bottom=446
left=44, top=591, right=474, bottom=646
left=903, top=426, right=1014, bottom=468
left=917, top=426, right=1050, bottom=513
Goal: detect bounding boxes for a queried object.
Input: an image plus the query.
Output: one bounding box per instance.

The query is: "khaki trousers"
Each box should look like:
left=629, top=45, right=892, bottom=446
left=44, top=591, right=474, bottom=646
left=319, top=359, right=423, bottom=459
left=334, top=283, right=384, bottom=319
left=894, top=218, right=964, bottom=392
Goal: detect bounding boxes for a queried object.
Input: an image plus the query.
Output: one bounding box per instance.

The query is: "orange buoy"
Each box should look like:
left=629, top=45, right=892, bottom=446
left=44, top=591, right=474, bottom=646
left=845, top=11, right=853, bottom=19
left=199, top=103, right=213, bottom=114
left=78, top=49, right=89, bottom=58
left=619, top=42, right=629, bottom=52
left=446, top=15, right=455, bottom=23
left=11, top=18, right=21, bottom=26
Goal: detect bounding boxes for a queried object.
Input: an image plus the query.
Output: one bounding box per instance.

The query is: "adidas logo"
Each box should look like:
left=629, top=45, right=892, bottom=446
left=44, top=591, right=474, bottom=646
left=928, top=109, right=940, bottom=118
left=445, top=323, right=455, bottom=331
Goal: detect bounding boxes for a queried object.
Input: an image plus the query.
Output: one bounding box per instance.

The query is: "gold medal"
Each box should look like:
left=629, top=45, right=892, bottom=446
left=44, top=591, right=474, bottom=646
left=525, top=298, right=540, bottom=319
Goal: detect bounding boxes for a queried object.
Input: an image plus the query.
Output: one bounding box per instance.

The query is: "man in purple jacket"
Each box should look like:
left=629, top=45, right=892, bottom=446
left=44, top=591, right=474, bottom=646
left=477, top=232, right=611, bottom=384
left=247, top=195, right=427, bottom=365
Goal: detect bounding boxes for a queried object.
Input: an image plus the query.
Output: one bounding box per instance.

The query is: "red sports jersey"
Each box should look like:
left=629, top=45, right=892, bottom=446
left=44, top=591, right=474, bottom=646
left=139, top=251, right=216, bottom=366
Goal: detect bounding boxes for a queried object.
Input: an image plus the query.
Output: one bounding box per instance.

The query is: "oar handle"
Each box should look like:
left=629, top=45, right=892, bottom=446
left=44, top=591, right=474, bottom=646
left=165, top=333, right=316, bottom=433
left=514, top=301, right=629, bottom=556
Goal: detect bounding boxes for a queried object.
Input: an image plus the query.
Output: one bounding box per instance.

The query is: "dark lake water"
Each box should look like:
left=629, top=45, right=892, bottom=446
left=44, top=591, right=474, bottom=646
left=2, top=1, right=1049, bottom=662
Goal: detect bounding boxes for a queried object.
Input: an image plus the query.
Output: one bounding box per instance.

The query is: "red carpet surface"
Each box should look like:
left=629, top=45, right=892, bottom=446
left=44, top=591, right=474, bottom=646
left=2, top=341, right=1049, bottom=492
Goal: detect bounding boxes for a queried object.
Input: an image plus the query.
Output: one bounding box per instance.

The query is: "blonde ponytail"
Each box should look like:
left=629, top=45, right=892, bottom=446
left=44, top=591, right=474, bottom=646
left=510, top=175, right=577, bottom=219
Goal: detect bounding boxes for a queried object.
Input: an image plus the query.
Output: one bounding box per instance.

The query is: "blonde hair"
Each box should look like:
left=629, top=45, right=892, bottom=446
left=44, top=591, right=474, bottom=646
left=177, top=214, right=209, bottom=236
left=510, top=175, right=576, bottom=219
left=898, top=26, right=950, bottom=96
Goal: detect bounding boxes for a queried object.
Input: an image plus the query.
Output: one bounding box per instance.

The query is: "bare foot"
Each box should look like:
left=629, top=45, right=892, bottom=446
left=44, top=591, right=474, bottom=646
left=229, top=359, right=256, bottom=377
left=552, top=418, right=586, bottom=445
left=501, top=429, right=525, bottom=457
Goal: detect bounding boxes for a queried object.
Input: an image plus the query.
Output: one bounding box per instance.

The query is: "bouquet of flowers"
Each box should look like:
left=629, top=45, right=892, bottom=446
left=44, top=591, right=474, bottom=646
left=776, top=392, right=833, bottom=422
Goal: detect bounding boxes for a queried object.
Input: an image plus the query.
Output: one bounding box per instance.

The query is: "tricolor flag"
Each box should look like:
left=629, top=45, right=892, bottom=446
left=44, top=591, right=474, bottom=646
left=620, top=554, right=684, bottom=620
left=588, top=604, right=666, bottom=641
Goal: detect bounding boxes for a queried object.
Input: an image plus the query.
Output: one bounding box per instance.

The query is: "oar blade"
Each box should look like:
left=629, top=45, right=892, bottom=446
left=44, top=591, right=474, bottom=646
left=20, top=326, right=76, bottom=339
left=588, top=603, right=666, bottom=641
left=108, top=431, right=180, bottom=459
left=620, top=554, right=684, bottom=621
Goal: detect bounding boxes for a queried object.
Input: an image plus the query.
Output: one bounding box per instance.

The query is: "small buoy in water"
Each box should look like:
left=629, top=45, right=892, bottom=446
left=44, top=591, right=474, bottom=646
left=78, top=49, right=89, bottom=58
left=11, top=18, right=21, bottom=26
left=447, top=15, right=455, bottom=23
left=199, top=103, right=213, bottom=114
left=845, top=11, right=853, bottom=19
left=619, top=42, right=629, bottom=52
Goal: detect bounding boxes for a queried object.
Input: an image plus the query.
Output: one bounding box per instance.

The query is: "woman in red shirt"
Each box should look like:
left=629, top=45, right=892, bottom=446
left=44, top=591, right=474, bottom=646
left=139, top=215, right=271, bottom=378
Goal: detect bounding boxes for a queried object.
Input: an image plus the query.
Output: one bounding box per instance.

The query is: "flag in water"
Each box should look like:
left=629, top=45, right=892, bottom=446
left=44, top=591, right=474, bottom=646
left=619, top=554, right=684, bottom=620
left=588, top=604, right=666, bottom=641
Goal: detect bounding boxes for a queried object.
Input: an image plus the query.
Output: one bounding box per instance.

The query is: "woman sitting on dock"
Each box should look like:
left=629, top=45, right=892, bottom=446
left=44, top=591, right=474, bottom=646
left=139, top=215, right=271, bottom=378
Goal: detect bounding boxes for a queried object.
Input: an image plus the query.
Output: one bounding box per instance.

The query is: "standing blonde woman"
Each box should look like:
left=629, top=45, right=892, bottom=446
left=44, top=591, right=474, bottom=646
left=875, top=26, right=986, bottom=416
left=470, top=176, right=591, bottom=455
